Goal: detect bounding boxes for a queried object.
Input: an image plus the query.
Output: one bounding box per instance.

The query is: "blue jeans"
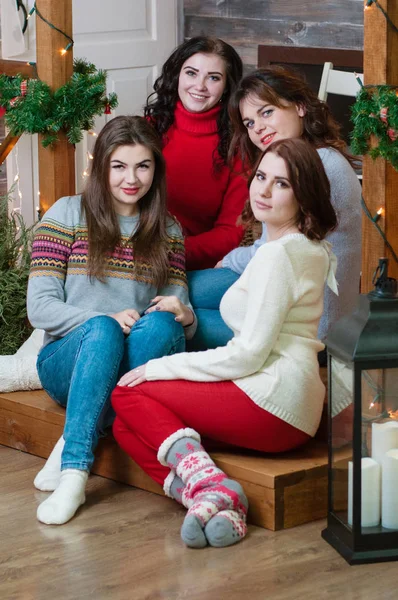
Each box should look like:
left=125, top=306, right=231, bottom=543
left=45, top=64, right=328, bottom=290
left=187, top=268, right=240, bottom=351
left=37, top=313, right=185, bottom=471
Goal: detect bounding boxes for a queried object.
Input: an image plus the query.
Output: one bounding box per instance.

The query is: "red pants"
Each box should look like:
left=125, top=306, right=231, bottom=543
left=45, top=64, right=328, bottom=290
left=111, top=380, right=310, bottom=487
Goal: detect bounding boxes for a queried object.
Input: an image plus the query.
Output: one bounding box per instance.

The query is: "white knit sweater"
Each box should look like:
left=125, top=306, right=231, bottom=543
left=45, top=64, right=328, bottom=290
left=146, top=234, right=337, bottom=436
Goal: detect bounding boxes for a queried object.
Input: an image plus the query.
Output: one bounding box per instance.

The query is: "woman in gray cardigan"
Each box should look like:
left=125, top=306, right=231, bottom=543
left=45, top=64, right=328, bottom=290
left=188, top=66, right=362, bottom=361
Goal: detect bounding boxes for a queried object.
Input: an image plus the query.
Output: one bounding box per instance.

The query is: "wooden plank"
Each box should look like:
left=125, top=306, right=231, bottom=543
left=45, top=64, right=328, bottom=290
left=0, top=132, right=21, bottom=165
left=0, top=59, right=36, bottom=78
left=185, top=16, right=364, bottom=51
left=258, top=46, right=363, bottom=69
left=0, top=389, right=65, bottom=426
left=93, top=435, right=164, bottom=496
left=238, top=479, right=277, bottom=530
left=361, top=0, right=398, bottom=290
left=184, top=0, right=364, bottom=25
left=36, top=0, right=75, bottom=214
left=283, top=474, right=328, bottom=528
left=0, top=402, right=63, bottom=457
left=212, top=442, right=331, bottom=489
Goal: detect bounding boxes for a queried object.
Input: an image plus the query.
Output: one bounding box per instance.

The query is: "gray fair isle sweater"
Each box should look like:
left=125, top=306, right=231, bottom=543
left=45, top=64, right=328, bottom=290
left=222, top=147, right=362, bottom=341
left=27, top=195, right=196, bottom=347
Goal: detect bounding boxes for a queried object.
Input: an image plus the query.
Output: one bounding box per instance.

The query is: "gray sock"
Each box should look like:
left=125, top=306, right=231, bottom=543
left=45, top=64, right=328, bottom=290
left=169, top=475, right=184, bottom=503
left=205, top=508, right=248, bottom=547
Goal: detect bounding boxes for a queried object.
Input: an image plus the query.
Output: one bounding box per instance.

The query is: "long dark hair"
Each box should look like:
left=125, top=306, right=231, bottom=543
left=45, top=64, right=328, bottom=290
left=145, top=36, right=242, bottom=166
left=82, top=115, right=170, bottom=287
left=243, top=138, right=337, bottom=241
left=229, top=66, right=357, bottom=169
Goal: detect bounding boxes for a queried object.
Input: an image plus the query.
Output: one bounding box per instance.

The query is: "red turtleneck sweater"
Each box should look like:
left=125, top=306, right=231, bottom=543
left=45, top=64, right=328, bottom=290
left=162, top=101, right=248, bottom=270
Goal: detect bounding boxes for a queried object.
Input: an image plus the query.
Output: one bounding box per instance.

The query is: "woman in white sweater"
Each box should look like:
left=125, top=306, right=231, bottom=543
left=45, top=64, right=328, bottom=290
left=112, top=138, right=338, bottom=550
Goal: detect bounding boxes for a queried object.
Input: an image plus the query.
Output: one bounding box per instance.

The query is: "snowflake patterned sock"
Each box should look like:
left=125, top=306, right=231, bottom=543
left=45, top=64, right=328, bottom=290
left=167, top=473, right=185, bottom=503
left=158, top=429, right=248, bottom=548
left=205, top=508, right=248, bottom=547
left=34, top=435, right=65, bottom=491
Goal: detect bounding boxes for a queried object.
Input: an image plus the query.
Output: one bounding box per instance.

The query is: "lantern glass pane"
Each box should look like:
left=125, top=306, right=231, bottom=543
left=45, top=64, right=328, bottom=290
left=364, top=368, right=398, bottom=532
left=331, top=362, right=398, bottom=534
left=330, top=356, right=353, bottom=526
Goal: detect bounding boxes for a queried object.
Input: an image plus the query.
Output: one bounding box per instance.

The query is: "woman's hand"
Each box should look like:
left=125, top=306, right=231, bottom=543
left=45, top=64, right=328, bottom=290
left=145, top=295, right=194, bottom=327
left=214, top=260, right=224, bottom=268
left=110, top=309, right=140, bottom=335
left=118, top=364, right=147, bottom=387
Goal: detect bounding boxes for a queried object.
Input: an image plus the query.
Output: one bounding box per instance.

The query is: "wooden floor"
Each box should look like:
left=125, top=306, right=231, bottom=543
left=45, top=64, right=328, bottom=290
left=0, top=446, right=397, bottom=600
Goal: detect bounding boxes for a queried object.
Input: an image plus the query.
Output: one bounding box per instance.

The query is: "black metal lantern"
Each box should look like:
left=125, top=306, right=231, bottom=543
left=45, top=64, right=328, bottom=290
left=322, top=258, right=398, bottom=564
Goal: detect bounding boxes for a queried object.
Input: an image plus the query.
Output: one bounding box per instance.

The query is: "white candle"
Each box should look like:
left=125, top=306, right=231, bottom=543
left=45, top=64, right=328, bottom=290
left=348, top=458, right=380, bottom=527
left=382, top=449, right=398, bottom=529
left=371, top=421, right=398, bottom=465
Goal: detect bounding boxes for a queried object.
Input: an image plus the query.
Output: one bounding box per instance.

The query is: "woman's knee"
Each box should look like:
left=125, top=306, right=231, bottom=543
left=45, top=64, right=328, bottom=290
left=138, top=310, right=184, bottom=338
left=83, top=315, right=124, bottom=344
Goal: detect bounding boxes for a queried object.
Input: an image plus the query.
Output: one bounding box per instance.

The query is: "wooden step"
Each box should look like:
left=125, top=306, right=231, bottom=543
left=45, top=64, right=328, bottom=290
left=0, top=370, right=343, bottom=531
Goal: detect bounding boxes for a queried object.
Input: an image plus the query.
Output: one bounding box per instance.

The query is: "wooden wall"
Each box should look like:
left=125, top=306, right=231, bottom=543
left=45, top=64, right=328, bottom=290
left=184, top=0, right=364, bottom=71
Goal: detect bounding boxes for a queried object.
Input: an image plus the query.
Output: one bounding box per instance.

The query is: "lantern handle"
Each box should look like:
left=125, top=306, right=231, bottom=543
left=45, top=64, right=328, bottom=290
left=372, top=257, right=388, bottom=287
left=371, top=257, right=398, bottom=298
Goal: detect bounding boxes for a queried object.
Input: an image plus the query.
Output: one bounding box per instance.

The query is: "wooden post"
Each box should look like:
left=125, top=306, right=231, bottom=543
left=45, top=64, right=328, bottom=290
left=36, top=0, right=75, bottom=214
left=361, top=0, right=398, bottom=291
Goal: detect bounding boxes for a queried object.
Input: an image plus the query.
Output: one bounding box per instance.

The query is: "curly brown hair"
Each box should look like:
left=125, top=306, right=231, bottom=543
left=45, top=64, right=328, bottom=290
left=228, top=65, right=357, bottom=170
left=242, top=138, right=337, bottom=241
left=144, top=36, right=242, bottom=169
left=82, top=116, right=171, bottom=287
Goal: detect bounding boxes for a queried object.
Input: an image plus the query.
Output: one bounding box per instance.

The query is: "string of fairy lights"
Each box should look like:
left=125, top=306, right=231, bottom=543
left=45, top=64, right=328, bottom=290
left=6, top=1, right=98, bottom=222
left=26, top=1, right=74, bottom=56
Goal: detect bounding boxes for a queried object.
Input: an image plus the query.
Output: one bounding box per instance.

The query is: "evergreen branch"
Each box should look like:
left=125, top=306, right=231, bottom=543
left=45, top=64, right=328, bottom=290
left=0, top=186, right=36, bottom=354
left=0, top=59, right=118, bottom=147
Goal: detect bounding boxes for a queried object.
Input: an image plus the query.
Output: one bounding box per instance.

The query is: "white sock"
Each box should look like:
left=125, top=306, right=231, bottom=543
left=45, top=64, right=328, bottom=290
left=36, top=469, right=88, bottom=525
left=34, top=436, right=65, bottom=491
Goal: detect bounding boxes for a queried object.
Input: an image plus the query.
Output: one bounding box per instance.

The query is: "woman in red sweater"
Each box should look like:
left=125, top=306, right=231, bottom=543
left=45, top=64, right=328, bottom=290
left=144, top=36, right=248, bottom=271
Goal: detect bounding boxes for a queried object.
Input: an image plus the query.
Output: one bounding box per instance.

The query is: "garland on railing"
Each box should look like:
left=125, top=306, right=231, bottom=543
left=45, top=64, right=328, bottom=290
left=351, top=85, right=398, bottom=170
left=0, top=58, right=118, bottom=147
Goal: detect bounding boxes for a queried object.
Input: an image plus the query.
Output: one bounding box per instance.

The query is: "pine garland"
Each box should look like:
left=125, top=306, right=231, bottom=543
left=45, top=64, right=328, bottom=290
left=0, top=186, right=35, bottom=355
left=351, top=85, right=398, bottom=170
left=0, top=58, right=118, bottom=147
